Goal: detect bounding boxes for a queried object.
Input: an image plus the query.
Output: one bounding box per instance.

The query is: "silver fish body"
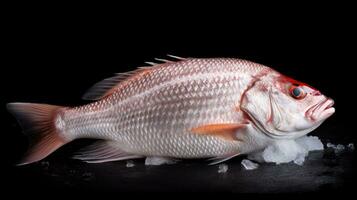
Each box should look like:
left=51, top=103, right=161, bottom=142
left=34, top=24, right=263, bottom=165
left=61, top=59, right=271, bottom=158
left=8, top=57, right=334, bottom=165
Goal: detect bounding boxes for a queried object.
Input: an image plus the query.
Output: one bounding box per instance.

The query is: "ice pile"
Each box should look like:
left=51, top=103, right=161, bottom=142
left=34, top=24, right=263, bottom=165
left=247, top=136, right=324, bottom=166
left=217, top=164, right=229, bottom=173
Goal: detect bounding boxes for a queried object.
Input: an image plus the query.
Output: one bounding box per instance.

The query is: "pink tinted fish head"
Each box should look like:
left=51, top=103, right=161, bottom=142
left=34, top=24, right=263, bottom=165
left=241, top=73, right=335, bottom=139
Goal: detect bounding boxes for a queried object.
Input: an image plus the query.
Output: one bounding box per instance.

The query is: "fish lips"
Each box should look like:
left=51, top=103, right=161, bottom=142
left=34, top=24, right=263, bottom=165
left=305, top=98, right=335, bottom=122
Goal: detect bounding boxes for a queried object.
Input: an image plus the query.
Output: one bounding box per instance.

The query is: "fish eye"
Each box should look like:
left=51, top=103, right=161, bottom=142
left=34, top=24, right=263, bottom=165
left=289, top=86, right=306, bottom=99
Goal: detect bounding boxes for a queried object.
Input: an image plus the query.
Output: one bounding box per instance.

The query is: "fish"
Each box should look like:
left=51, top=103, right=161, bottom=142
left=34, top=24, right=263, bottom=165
left=7, top=57, right=335, bottom=165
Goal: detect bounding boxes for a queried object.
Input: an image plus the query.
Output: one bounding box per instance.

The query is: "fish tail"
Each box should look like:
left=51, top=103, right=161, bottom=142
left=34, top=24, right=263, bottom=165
left=7, top=103, right=69, bottom=165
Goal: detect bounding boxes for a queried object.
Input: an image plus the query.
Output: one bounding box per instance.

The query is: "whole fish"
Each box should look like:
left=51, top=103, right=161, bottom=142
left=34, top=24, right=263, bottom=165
left=8, top=57, right=335, bottom=165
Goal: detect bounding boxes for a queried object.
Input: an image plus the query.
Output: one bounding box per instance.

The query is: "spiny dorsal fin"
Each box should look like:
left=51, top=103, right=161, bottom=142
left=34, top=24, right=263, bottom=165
left=167, top=54, right=186, bottom=60
left=154, top=58, right=172, bottom=63
left=82, top=68, right=150, bottom=100
left=145, top=61, right=157, bottom=66
left=82, top=55, right=187, bottom=101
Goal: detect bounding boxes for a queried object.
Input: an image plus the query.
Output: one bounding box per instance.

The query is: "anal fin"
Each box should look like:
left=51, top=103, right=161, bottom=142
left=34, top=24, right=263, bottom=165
left=208, top=153, right=240, bottom=165
left=73, top=141, right=143, bottom=163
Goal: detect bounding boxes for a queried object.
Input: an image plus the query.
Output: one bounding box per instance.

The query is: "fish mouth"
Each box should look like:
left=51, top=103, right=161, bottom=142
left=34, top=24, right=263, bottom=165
left=305, top=98, right=335, bottom=122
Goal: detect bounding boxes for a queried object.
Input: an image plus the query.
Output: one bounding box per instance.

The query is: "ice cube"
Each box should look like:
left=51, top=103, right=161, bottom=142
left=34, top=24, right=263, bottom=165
left=326, top=143, right=336, bottom=148
left=217, top=164, right=228, bottom=173
left=145, top=157, right=176, bottom=166
left=126, top=160, right=135, bottom=168
left=334, top=144, right=345, bottom=153
left=241, top=159, right=259, bottom=170
left=82, top=172, right=94, bottom=181
left=348, top=143, right=355, bottom=151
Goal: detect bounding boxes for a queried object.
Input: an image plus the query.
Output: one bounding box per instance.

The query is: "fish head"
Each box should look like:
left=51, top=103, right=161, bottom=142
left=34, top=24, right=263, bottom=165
left=241, top=73, right=335, bottom=139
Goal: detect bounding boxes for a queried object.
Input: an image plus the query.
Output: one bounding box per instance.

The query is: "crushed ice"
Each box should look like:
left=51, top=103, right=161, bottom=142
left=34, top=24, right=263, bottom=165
left=217, top=164, right=229, bottom=173
left=326, top=142, right=354, bottom=154
left=348, top=143, right=355, bottom=151
left=126, top=160, right=135, bottom=168
left=140, top=137, right=353, bottom=168
left=241, top=159, right=259, bottom=170
left=247, top=136, right=324, bottom=166
left=296, top=136, right=324, bottom=151
left=145, top=156, right=177, bottom=166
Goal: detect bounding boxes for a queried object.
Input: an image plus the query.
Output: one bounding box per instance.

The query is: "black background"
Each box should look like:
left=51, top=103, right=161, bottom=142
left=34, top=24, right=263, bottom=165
left=1, top=3, right=355, bottom=196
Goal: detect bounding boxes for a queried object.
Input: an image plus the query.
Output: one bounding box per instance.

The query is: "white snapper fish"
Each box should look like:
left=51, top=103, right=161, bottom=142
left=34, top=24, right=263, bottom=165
left=7, top=57, right=335, bottom=165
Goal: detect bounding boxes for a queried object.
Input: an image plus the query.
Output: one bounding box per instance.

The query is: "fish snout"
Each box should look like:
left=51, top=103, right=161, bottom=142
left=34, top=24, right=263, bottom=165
left=319, top=98, right=335, bottom=120
left=305, top=97, right=335, bottom=122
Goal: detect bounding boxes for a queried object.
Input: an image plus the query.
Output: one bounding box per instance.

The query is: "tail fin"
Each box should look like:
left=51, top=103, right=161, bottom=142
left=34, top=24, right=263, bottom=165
left=7, top=103, right=69, bottom=165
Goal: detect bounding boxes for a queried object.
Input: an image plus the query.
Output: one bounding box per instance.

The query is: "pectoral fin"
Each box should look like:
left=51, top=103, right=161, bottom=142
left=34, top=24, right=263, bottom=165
left=190, top=123, right=247, bottom=141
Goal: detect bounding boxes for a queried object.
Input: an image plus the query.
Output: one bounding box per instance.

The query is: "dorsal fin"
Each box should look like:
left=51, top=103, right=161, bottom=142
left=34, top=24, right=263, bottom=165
left=82, top=55, right=187, bottom=101
left=82, top=68, right=150, bottom=100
